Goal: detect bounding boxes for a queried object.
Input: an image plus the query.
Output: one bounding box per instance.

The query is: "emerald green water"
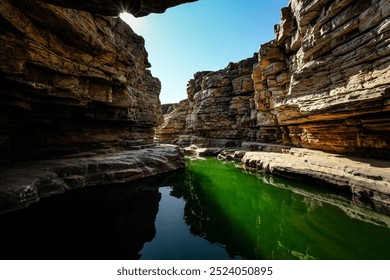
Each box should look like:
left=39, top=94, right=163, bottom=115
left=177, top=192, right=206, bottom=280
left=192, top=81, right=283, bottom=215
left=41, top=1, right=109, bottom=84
left=141, top=158, right=390, bottom=260
left=1, top=157, right=390, bottom=260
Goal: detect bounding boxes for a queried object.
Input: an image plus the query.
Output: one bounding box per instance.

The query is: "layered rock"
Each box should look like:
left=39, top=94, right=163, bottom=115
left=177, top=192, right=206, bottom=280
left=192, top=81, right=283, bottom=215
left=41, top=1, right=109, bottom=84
left=241, top=148, right=390, bottom=212
left=0, top=145, right=184, bottom=213
left=0, top=0, right=192, bottom=211
left=157, top=99, right=190, bottom=144
left=0, top=0, right=164, bottom=160
left=157, top=0, right=390, bottom=158
left=257, top=0, right=390, bottom=158
left=157, top=55, right=266, bottom=147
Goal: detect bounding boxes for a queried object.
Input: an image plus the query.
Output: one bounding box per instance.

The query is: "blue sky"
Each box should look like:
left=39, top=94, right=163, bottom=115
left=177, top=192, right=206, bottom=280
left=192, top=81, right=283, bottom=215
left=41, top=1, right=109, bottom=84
left=120, top=0, right=288, bottom=104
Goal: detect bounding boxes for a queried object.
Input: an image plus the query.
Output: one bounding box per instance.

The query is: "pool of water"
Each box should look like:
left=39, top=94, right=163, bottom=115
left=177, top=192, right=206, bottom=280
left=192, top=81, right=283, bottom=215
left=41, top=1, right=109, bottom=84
left=1, top=158, right=389, bottom=259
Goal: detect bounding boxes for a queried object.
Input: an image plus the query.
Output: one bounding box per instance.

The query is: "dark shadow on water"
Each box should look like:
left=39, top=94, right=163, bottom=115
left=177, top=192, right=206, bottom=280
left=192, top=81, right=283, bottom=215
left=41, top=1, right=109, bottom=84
left=0, top=174, right=169, bottom=260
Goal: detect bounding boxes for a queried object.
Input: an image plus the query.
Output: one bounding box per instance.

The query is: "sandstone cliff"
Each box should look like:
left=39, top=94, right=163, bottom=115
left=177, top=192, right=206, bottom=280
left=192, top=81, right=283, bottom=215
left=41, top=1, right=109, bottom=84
left=0, top=0, right=163, bottom=160
left=157, top=0, right=390, bottom=158
left=257, top=0, right=390, bottom=157
left=0, top=0, right=191, bottom=212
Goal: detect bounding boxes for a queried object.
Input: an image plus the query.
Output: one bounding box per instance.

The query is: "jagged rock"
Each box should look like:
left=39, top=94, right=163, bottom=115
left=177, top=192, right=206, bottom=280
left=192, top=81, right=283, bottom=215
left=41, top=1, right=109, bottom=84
left=0, top=0, right=195, bottom=212
left=156, top=99, right=190, bottom=144
left=0, top=145, right=184, bottom=213
left=36, top=0, right=198, bottom=16
left=267, top=0, right=390, bottom=157
left=156, top=55, right=280, bottom=146
left=0, top=0, right=164, bottom=161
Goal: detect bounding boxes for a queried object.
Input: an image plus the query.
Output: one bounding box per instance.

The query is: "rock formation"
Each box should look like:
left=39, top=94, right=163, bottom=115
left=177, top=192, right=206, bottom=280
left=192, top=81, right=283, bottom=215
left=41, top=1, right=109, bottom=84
left=157, top=55, right=264, bottom=147
left=157, top=0, right=390, bottom=159
left=257, top=0, right=390, bottom=158
left=0, top=0, right=191, bottom=211
left=1, top=0, right=159, bottom=160
left=36, top=0, right=198, bottom=16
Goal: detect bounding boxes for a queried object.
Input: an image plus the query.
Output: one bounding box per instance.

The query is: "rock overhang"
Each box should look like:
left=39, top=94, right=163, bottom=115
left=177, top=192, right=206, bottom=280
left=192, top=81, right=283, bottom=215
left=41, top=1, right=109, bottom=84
left=36, top=0, right=199, bottom=16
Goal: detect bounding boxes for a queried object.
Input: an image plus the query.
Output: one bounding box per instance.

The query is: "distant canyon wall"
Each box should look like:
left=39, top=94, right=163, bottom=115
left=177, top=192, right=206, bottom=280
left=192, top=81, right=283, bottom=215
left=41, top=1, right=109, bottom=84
left=0, top=0, right=191, bottom=161
left=157, top=0, right=390, bottom=158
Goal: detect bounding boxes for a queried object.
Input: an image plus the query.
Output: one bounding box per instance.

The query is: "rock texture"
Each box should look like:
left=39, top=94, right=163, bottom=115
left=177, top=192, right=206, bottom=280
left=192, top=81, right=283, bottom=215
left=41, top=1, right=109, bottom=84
left=0, top=0, right=164, bottom=161
left=157, top=0, right=390, bottom=158
left=0, top=145, right=184, bottom=213
left=0, top=0, right=192, bottom=211
left=37, top=0, right=198, bottom=16
left=157, top=56, right=264, bottom=147
left=256, top=0, right=390, bottom=158
left=241, top=148, right=390, bottom=213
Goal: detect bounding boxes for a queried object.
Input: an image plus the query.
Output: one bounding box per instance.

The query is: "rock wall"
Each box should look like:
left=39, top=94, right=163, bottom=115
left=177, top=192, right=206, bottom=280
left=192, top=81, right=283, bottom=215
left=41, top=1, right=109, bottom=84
left=0, top=0, right=190, bottom=161
left=258, top=0, right=390, bottom=157
left=0, top=0, right=191, bottom=211
left=156, top=55, right=275, bottom=147
left=157, top=0, right=390, bottom=158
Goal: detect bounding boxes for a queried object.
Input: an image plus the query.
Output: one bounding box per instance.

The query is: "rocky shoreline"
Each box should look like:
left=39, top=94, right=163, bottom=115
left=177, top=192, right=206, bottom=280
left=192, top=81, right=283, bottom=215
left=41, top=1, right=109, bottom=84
left=185, top=143, right=390, bottom=214
left=0, top=145, right=184, bottom=213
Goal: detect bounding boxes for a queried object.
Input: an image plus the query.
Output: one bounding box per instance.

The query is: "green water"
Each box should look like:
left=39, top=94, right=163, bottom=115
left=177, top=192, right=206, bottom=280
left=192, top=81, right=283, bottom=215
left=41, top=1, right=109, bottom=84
left=141, top=158, right=390, bottom=260
left=1, top=157, right=389, bottom=260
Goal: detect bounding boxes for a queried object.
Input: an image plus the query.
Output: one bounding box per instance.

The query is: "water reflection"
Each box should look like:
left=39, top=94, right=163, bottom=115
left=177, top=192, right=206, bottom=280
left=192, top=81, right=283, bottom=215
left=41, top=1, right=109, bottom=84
left=0, top=179, right=162, bottom=260
left=172, top=158, right=390, bottom=260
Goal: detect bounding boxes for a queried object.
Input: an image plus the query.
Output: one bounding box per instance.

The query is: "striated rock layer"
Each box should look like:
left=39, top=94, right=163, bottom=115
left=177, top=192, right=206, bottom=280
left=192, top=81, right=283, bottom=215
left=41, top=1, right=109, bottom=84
left=257, top=0, right=390, bottom=158
left=0, top=0, right=191, bottom=211
left=157, top=55, right=265, bottom=147
left=157, top=0, right=390, bottom=158
left=0, top=145, right=184, bottom=213
left=0, top=0, right=164, bottom=161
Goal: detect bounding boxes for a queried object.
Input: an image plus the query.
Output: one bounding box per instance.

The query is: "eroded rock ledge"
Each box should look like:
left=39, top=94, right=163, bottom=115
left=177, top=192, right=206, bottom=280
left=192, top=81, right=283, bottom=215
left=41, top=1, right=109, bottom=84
left=0, top=145, right=184, bottom=213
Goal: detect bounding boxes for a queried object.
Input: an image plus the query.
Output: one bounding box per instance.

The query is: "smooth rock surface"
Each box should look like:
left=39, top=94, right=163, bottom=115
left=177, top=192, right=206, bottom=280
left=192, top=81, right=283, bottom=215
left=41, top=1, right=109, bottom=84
left=0, top=145, right=184, bottom=213
left=241, top=148, right=390, bottom=212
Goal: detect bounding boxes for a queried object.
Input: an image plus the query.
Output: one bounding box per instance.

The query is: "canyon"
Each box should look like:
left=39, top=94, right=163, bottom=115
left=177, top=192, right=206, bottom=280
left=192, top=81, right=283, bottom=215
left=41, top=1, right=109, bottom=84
left=0, top=0, right=389, bottom=213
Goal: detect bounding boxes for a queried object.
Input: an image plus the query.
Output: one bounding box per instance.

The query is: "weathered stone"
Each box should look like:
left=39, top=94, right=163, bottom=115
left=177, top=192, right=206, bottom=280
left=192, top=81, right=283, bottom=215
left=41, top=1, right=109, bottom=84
left=159, top=0, right=389, bottom=158
left=156, top=54, right=284, bottom=146
left=240, top=148, right=390, bottom=213
left=0, top=145, right=184, bottom=213
left=36, top=0, right=198, bottom=16
left=0, top=0, right=165, bottom=161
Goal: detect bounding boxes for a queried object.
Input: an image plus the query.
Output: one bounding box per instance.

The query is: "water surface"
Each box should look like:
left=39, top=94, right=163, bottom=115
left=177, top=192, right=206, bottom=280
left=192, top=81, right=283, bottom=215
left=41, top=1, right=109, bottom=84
left=1, top=158, right=389, bottom=259
left=162, top=158, right=390, bottom=259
